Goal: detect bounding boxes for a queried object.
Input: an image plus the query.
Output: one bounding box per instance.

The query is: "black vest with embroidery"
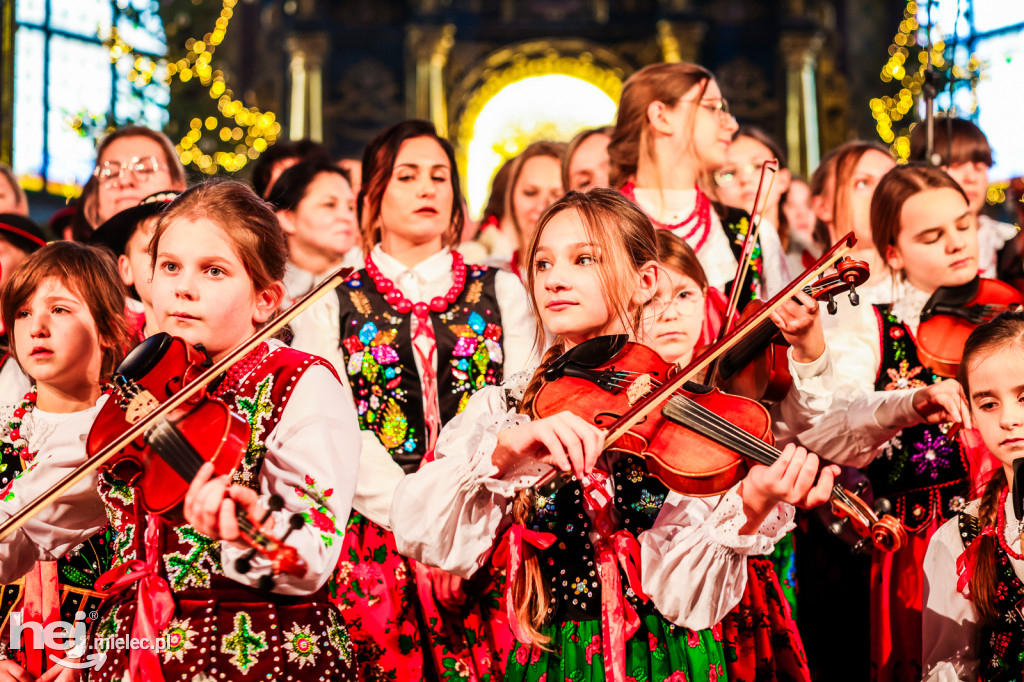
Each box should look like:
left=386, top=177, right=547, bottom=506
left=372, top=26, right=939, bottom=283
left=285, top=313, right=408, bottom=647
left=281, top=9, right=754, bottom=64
left=870, top=306, right=971, bottom=532
left=338, top=264, right=505, bottom=472
left=959, top=511, right=1024, bottom=681
left=716, top=204, right=762, bottom=310
left=527, top=454, right=667, bottom=623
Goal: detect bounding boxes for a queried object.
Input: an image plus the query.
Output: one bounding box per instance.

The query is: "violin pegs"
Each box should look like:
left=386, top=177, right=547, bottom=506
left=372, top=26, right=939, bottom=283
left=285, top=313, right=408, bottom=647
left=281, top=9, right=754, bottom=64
left=828, top=517, right=848, bottom=536
left=848, top=289, right=860, bottom=306
left=234, top=548, right=257, bottom=575
left=267, top=494, right=285, bottom=512
left=288, top=512, right=305, bottom=531
left=874, top=497, right=893, bottom=516
left=256, top=574, right=275, bottom=592
left=827, top=297, right=838, bottom=315
left=852, top=538, right=872, bottom=555
left=854, top=480, right=869, bottom=496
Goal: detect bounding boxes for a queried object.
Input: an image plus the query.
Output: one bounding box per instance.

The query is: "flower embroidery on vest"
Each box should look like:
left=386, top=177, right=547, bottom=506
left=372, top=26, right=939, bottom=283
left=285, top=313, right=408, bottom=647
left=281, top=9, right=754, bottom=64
left=162, top=617, right=198, bottom=663
left=234, top=375, right=275, bottom=484
left=283, top=623, right=321, bottom=669
left=164, top=526, right=222, bottom=590
left=220, top=611, right=268, bottom=673
left=884, top=359, right=927, bottom=391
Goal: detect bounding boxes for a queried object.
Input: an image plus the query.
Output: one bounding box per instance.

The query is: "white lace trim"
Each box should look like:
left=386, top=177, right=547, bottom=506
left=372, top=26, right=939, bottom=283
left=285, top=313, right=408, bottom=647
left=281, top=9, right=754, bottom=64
left=464, top=404, right=545, bottom=496
left=704, top=486, right=796, bottom=556
left=889, top=278, right=933, bottom=330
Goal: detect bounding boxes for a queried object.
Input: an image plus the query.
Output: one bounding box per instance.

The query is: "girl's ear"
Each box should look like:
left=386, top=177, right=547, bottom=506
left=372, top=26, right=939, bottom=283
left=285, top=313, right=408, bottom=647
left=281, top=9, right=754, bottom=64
left=810, top=192, right=831, bottom=224
left=117, top=254, right=135, bottom=288
left=633, top=260, right=660, bottom=308
left=775, top=168, right=792, bottom=196
left=276, top=210, right=298, bottom=237
left=884, top=242, right=904, bottom=273
left=646, top=100, right=675, bottom=137
left=253, top=281, right=286, bottom=325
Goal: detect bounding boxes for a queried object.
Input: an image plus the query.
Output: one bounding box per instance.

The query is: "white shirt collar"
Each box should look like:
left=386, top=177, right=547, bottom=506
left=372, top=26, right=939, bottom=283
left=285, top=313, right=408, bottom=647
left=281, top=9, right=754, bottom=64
left=370, top=244, right=454, bottom=285
left=889, top=278, right=933, bottom=330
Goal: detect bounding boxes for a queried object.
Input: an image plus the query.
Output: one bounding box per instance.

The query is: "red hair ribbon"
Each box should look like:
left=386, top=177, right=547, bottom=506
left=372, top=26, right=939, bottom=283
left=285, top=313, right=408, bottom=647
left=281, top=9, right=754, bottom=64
left=956, top=525, right=996, bottom=598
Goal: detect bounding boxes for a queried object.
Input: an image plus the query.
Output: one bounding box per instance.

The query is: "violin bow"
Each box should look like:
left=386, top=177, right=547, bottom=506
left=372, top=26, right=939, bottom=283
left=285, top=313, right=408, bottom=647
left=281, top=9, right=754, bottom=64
left=601, top=233, right=856, bottom=449
left=718, top=159, right=779, bottom=339
left=0, top=266, right=353, bottom=544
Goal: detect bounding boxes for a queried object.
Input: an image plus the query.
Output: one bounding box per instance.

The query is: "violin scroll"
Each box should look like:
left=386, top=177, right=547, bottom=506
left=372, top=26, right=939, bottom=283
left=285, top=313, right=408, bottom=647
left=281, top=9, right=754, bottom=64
left=234, top=493, right=309, bottom=591
left=828, top=484, right=907, bottom=554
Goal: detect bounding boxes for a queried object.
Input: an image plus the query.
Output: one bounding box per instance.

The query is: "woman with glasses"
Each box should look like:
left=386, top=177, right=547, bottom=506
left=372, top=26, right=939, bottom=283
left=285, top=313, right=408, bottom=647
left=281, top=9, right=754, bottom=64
left=70, top=126, right=187, bottom=240
left=713, top=126, right=795, bottom=298
left=609, top=62, right=764, bottom=309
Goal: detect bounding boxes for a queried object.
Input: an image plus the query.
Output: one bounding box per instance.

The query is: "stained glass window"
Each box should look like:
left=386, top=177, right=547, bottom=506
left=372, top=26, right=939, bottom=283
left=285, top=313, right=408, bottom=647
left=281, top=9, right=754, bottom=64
left=921, top=0, right=1024, bottom=180
left=12, top=0, right=168, bottom=195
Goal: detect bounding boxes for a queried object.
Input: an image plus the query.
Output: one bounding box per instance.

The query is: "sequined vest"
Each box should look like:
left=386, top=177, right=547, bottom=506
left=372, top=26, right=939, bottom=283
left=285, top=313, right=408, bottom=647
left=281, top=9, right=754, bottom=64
left=527, top=454, right=667, bottom=623
left=959, top=512, right=1024, bottom=682
left=870, top=306, right=971, bottom=532
left=97, top=346, right=344, bottom=593
left=717, top=204, right=763, bottom=309
left=337, top=264, right=505, bottom=472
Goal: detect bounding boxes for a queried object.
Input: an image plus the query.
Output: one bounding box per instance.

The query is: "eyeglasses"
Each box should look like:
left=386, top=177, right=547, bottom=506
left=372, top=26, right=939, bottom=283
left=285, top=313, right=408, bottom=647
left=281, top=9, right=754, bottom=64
left=93, top=156, right=166, bottom=189
left=685, top=98, right=735, bottom=125
left=713, top=162, right=765, bottom=185
left=653, top=287, right=705, bottom=319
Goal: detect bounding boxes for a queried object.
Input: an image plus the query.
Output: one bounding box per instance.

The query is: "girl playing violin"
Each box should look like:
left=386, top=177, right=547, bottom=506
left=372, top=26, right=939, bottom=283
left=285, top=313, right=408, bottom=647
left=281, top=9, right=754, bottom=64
left=0, top=181, right=361, bottom=681
left=922, top=311, right=1024, bottom=681
left=390, top=188, right=839, bottom=682
left=610, top=62, right=777, bottom=305
left=649, top=230, right=832, bottom=682
left=290, top=119, right=537, bottom=682
left=0, top=241, right=130, bottom=681
left=798, top=163, right=976, bottom=682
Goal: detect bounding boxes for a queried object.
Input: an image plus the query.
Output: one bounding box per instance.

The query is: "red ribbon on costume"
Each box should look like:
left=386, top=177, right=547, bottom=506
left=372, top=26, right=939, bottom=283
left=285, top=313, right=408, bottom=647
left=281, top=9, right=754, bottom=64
left=22, top=561, right=60, bottom=677
left=595, top=530, right=650, bottom=682
left=956, top=525, right=996, bottom=597
left=95, top=514, right=174, bottom=682
left=491, top=523, right=557, bottom=644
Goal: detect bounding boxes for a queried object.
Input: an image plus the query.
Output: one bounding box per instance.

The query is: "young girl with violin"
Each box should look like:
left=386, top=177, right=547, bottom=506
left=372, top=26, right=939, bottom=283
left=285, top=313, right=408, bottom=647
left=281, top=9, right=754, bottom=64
left=922, top=311, right=1024, bottom=681
left=649, top=230, right=834, bottom=682
left=0, top=181, right=361, bottom=681
left=610, top=62, right=773, bottom=305
left=390, top=187, right=840, bottom=682
left=0, top=242, right=129, bottom=681
left=290, top=119, right=537, bottom=682
left=799, top=163, right=980, bottom=682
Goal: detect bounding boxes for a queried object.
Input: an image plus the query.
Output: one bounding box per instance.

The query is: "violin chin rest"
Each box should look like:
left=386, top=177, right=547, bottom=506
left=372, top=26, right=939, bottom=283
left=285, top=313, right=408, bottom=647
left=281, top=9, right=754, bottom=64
left=116, top=333, right=174, bottom=381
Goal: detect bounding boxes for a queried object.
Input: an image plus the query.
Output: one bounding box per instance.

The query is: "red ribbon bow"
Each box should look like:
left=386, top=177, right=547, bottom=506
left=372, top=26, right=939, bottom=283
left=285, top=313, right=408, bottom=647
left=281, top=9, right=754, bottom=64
left=492, top=523, right=557, bottom=644
left=956, top=525, right=996, bottom=597
left=595, top=530, right=650, bottom=682
left=95, top=514, right=175, bottom=682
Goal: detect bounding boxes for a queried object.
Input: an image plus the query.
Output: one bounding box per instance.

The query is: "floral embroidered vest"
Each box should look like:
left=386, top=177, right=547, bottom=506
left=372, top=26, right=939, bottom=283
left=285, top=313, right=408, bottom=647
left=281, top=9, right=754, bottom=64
left=97, top=346, right=344, bottom=592
left=958, top=511, right=1024, bottom=682
left=717, top=204, right=763, bottom=309
left=337, top=264, right=505, bottom=472
left=870, top=306, right=971, bottom=532
left=527, top=454, right=666, bottom=623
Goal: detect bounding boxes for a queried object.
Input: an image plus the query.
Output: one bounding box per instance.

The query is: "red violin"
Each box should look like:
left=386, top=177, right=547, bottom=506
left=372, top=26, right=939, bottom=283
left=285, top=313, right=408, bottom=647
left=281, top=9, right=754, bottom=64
left=917, top=276, right=1024, bottom=378
left=532, top=335, right=906, bottom=553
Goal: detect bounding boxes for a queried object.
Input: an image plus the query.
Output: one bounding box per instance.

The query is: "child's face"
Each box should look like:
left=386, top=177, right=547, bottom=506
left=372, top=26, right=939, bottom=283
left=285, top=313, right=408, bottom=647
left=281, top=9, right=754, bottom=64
left=966, top=344, right=1024, bottom=480
left=119, top=216, right=158, bottom=306
left=648, top=268, right=705, bottom=364
left=885, top=187, right=978, bottom=294
left=13, top=276, right=104, bottom=392
left=151, top=217, right=279, bottom=360
left=532, top=209, right=619, bottom=346
left=943, top=161, right=990, bottom=215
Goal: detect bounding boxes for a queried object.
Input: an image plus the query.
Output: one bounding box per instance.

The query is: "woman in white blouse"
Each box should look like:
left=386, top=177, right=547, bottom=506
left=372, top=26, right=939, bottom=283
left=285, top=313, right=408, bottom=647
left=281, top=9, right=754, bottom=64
left=291, top=119, right=538, bottom=682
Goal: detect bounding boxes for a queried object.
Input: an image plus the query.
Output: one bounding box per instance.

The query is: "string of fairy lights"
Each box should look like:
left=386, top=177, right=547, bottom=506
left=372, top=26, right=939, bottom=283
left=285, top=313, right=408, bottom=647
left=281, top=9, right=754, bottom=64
left=113, top=0, right=280, bottom=175
left=869, top=0, right=981, bottom=162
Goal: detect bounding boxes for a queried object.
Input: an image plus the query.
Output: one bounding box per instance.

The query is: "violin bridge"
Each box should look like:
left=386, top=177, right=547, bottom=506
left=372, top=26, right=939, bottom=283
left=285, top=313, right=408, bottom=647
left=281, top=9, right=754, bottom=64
left=626, top=373, right=654, bottom=405
left=125, top=390, right=159, bottom=424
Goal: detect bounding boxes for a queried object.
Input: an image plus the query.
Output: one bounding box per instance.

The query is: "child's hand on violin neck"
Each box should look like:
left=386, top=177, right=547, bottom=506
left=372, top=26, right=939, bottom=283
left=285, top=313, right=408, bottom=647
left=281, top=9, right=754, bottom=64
left=185, top=461, right=265, bottom=549
left=912, top=379, right=972, bottom=430
left=770, top=290, right=825, bottom=364
left=493, top=411, right=604, bottom=480
left=737, top=444, right=839, bottom=534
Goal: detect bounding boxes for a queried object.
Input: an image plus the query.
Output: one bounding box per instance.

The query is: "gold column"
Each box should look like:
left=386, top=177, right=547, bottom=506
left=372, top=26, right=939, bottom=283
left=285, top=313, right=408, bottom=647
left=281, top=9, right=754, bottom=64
left=408, top=25, right=456, bottom=137
left=656, top=20, right=705, bottom=64
left=285, top=32, right=329, bottom=142
left=0, top=0, right=15, bottom=166
left=779, top=32, right=824, bottom=177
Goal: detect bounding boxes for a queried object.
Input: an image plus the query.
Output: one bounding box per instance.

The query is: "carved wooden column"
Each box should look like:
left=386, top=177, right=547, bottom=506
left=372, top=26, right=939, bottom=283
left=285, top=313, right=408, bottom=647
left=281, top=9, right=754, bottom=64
left=407, top=24, right=456, bottom=138
left=779, top=32, right=824, bottom=177
left=656, top=20, right=705, bottom=64
left=286, top=32, right=329, bottom=141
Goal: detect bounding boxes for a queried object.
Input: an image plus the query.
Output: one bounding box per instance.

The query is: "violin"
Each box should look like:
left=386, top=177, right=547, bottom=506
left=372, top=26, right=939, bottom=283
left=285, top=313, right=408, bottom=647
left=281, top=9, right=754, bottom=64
left=533, top=335, right=906, bottom=553
left=0, top=267, right=353, bottom=588
left=711, top=257, right=869, bottom=402
left=917, top=276, right=1024, bottom=378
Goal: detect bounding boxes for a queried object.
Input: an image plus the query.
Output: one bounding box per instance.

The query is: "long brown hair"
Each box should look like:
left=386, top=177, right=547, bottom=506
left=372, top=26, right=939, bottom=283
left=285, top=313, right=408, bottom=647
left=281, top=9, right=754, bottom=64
left=2, top=241, right=133, bottom=379
left=656, top=230, right=708, bottom=292
left=869, top=163, right=968, bottom=262
left=151, top=180, right=288, bottom=295
left=608, top=62, right=714, bottom=189
left=511, top=188, right=658, bottom=645
left=809, top=141, right=891, bottom=246
left=357, top=120, right=464, bottom=254
left=507, top=140, right=568, bottom=253
left=957, top=311, right=1024, bottom=621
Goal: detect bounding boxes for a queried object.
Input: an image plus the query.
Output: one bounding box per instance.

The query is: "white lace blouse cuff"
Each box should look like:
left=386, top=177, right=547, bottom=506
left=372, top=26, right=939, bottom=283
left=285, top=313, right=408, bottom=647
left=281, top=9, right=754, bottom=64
left=465, top=407, right=547, bottom=496
left=704, top=486, right=795, bottom=556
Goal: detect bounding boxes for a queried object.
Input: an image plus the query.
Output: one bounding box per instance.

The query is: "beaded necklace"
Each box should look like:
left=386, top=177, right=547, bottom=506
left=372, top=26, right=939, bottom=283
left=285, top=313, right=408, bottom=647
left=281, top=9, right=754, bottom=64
left=995, top=487, right=1024, bottom=559
left=365, top=250, right=467, bottom=318
left=210, top=342, right=270, bottom=399
left=620, top=181, right=713, bottom=252
left=3, top=386, right=37, bottom=465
